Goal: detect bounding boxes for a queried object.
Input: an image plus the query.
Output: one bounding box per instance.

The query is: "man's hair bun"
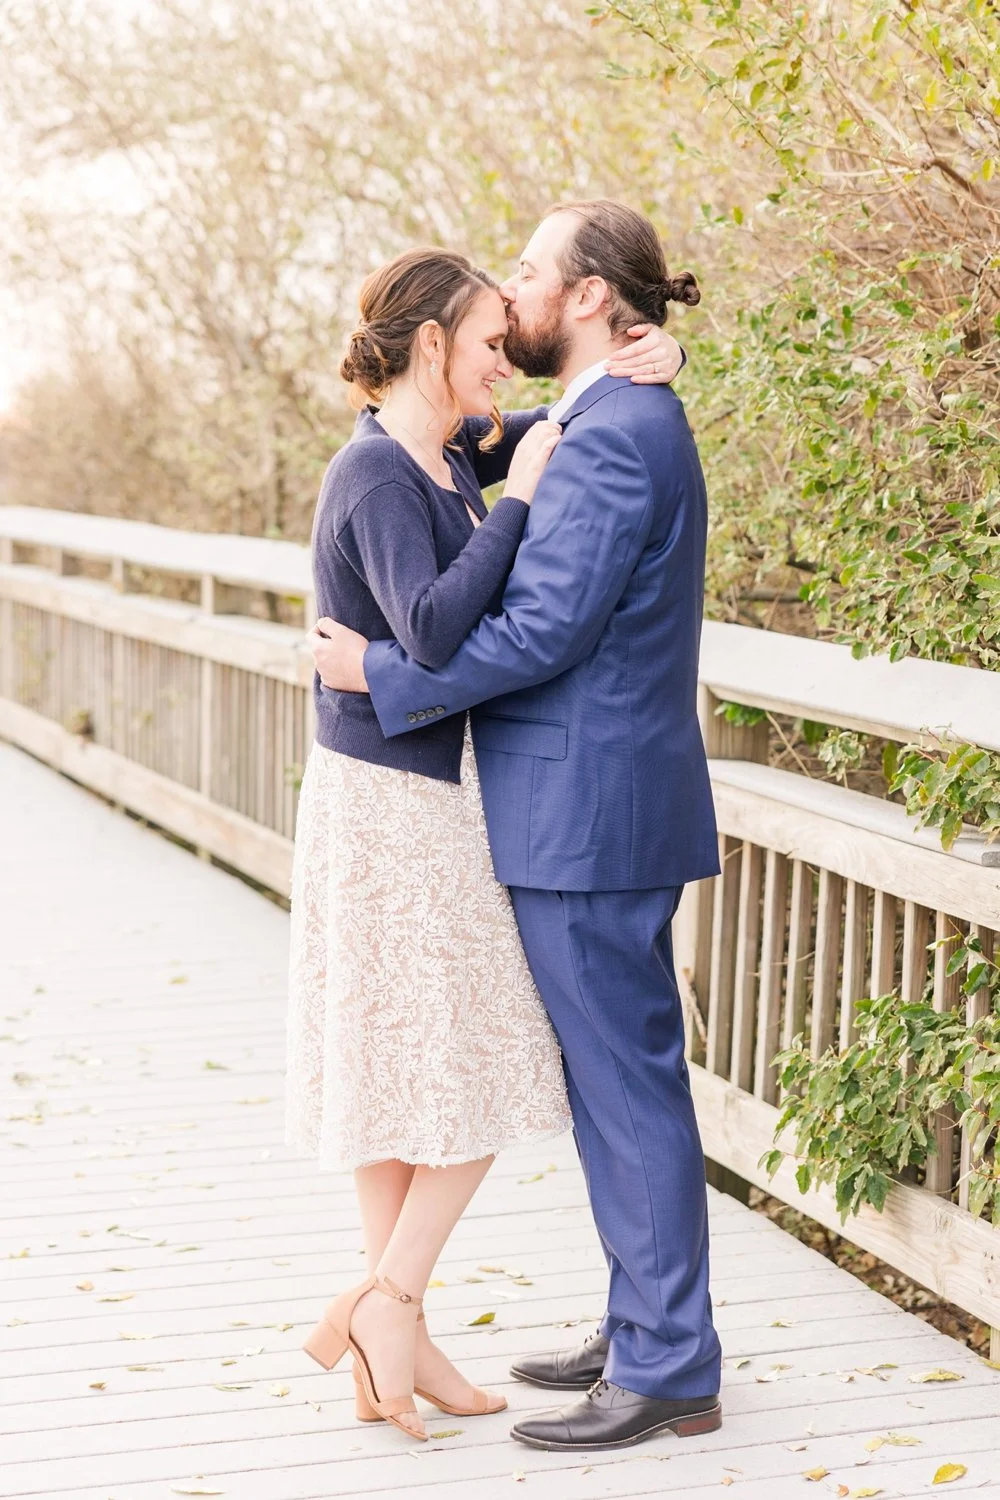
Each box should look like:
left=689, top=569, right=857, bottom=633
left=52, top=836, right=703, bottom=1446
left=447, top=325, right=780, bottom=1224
left=667, top=271, right=701, bottom=307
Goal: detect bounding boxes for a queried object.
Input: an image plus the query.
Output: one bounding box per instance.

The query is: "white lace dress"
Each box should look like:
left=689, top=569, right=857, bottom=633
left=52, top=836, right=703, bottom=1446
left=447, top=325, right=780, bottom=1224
left=285, top=721, right=572, bottom=1170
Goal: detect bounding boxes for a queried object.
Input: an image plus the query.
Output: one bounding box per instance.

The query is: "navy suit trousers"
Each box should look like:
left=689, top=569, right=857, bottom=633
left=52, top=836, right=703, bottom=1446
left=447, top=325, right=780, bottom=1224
left=509, top=885, right=722, bottom=1400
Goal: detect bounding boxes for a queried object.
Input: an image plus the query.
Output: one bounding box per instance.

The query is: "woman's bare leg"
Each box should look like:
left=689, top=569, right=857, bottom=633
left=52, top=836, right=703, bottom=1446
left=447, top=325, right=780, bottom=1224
left=354, top=1157, right=498, bottom=1412
left=349, top=1156, right=495, bottom=1434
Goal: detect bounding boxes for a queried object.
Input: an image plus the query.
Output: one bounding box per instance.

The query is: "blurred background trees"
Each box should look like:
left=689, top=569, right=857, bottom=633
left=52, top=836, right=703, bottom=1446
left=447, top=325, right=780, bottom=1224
left=1, top=0, right=997, bottom=672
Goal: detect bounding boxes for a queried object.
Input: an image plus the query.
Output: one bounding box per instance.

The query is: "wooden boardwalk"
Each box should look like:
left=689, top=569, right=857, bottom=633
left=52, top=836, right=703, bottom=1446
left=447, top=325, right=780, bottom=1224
left=1, top=740, right=997, bottom=1500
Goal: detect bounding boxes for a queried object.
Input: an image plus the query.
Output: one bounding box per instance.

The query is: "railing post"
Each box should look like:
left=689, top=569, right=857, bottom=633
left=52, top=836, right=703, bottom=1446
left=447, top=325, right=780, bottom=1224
left=691, top=683, right=769, bottom=1204
left=0, top=537, right=13, bottom=703
left=198, top=575, right=216, bottom=861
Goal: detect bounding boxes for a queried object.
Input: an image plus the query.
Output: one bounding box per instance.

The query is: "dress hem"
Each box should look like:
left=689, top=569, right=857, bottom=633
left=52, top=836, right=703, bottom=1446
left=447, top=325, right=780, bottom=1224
left=285, top=1119, right=573, bottom=1174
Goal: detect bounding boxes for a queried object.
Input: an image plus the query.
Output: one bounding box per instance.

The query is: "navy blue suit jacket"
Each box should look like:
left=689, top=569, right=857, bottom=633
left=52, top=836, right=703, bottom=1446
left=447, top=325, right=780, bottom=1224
left=365, top=374, right=720, bottom=891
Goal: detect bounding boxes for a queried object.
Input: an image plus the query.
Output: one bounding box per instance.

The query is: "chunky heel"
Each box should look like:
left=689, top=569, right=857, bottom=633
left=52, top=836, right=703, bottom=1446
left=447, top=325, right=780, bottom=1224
left=353, top=1365, right=382, bottom=1422
left=302, top=1314, right=349, bottom=1371
left=672, top=1403, right=722, bottom=1438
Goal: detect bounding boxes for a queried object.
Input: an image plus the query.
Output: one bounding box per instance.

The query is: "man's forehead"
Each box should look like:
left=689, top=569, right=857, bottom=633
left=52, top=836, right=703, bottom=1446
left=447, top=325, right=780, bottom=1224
left=521, top=212, right=573, bottom=266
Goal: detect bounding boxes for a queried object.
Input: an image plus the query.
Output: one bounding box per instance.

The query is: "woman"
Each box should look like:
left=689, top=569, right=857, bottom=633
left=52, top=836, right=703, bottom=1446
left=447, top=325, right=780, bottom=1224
left=286, top=247, right=682, bottom=1441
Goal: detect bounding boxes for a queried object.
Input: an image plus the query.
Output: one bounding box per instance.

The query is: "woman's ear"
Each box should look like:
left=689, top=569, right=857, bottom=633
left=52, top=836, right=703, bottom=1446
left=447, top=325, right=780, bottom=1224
left=416, top=319, right=445, bottom=368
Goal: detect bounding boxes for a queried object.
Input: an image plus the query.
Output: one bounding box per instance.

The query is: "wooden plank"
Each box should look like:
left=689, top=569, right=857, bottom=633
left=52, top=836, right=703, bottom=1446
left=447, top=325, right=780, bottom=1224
left=711, top=759, right=999, bottom=910
left=810, top=868, right=843, bottom=1058
left=700, top=618, right=1000, bottom=753
left=925, top=911, right=963, bottom=1196
left=730, top=840, right=763, bottom=1090
left=839, top=880, right=869, bottom=1048
left=690, top=1062, right=1000, bottom=1329
left=754, top=850, right=788, bottom=1103
left=901, top=900, right=931, bottom=1005
left=870, top=888, right=897, bottom=997
left=0, top=565, right=312, bottom=686
left=706, top=835, right=741, bottom=1077
left=781, top=859, right=812, bottom=1053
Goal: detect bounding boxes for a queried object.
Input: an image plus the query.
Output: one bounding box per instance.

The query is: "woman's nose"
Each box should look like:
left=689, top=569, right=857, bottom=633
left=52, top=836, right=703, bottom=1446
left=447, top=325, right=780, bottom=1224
left=495, top=352, right=514, bottom=379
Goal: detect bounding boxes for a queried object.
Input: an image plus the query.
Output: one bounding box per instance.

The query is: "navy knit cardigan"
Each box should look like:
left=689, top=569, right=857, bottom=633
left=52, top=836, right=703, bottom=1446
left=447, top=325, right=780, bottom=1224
left=310, top=404, right=547, bottom=783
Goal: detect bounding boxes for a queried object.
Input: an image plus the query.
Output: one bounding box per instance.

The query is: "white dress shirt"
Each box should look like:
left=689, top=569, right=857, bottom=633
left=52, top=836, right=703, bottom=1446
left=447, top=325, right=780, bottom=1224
left=547, top=360, right=611, bottom=424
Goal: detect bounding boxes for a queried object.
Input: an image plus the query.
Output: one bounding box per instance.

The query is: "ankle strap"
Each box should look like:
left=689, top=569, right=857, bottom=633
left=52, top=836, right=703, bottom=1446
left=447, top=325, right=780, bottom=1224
left=374, top=1271, right=422, bottom=1307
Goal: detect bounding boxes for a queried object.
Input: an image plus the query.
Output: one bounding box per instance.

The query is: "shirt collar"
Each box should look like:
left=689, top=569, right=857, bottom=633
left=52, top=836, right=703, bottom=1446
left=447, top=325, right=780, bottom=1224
left=547, top=359, right=611, bottom=424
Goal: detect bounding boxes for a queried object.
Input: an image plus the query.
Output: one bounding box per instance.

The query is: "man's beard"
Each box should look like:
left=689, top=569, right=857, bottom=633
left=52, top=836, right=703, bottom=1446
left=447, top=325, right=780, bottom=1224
left=503, top=286, right=571, bottom=379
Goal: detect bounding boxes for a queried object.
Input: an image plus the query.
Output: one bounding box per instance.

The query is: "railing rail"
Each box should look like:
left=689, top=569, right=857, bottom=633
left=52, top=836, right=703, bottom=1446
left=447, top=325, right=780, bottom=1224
left=2, top=507, right=998, bottom=1351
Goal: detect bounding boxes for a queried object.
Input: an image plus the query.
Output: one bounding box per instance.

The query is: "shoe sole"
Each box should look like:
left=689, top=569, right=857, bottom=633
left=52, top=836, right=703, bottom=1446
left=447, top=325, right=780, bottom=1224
left=509, top=1368, right=601, bottom=1392
left=510, top=1402, right=723, bottom=1451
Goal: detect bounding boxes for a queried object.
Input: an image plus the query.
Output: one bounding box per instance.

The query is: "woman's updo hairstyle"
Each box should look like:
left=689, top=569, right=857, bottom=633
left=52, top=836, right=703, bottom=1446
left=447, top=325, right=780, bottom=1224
left=340, top=247, right=503, bottom=449
left=546, top=198, right=701, bottom=333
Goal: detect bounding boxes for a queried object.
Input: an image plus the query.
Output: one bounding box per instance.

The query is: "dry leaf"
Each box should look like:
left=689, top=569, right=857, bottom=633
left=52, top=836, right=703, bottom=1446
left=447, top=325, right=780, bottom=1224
left=427, top=1278, right=447, bottom=1288
left=478, top=1265, right=506, bottom=1274
left=803, top=1468, right=829, bottom=1482
left=837, top=1488, right=850, bottom=1498
left=519, top=1173, right=545, bottom=1183
left=430, top=1429, right=463, bottom=1438
left=785, top=1443, right=808, bottom=1452
left=932, top=1464, right=967, bottom=1485
left=127, top=1365, right=164, bottom=1372
left=214, top=1383, right=251, bottom=1392
left=721, top=1479, right=734, bottom=1488
left=220, top=1360, right=238, bottom=1367
left=269, top=1384, right=290, bottom=1397
left=272, top=1322, right=293, bottom=1333
left=203, top=1060, right=228, bottom=1070
left=88, top=1380, right=107, bottom=1391
left=770, top=1318, right=794, bottom=1327
left=462, top=1275, right=485, bottom=1283
left=174, top=1245, right=202, bottom=1254
left=511, top=1277, right=534, bottom=1286
left=908, top=1369, right=962, bottom=1384
left=850, top=1490, right=883, bottom=1498
left=168, top=975, right=189, bottom=985
left=170, top=1489, right=223, bottom=1497
left=98, top=1292, right=134, bottom=1303
left=463, top=1311, right=496, bottom=1326
left=883, top=1432, right=922, bottom=1446
left=733, top=1357, right=752, bottom=1370
left=512, top=1475, right=525, bottom=1485
left=228, top=1321, right=251, bottom=1328
left=981, top=1357, right=1000, bottom=1371
left=238, top=1096, right=271, bottom=1105
left=118, top=1331, right=152, bottom=1340
left=307, top=1399, right=321, bottom=1413
left=75, top=1280, right=94, bottom=1291
left=242, top=1346, right=264, bottom=1356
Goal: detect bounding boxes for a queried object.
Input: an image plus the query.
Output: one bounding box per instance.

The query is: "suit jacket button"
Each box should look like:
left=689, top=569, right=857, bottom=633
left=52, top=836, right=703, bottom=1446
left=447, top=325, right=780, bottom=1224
left=435, top=706, right=445, bottom=714
left=407, top=713, right=417, bottom=723
left=416, top=710, right=427, bottom=720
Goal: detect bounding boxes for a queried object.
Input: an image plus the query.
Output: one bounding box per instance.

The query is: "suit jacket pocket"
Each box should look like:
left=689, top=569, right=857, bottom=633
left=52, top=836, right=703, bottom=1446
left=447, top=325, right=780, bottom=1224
left=475, top=715, right=568, bottom=760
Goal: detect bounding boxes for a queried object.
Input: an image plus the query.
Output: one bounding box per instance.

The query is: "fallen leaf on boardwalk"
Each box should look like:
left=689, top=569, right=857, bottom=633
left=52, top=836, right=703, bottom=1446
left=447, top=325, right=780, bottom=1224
left=512, top=1475, right=525, bottom=1484
left=511, top=1278, right=534, bottom=1286
left=127, top=1365, right=164, bottom=1372
left=228, top=1321, right=251, bottom=1328
left=755, top=1372, right=781, bottom=1383
left=981, top=1357, right=1000, bottom=1371
left=271, top=1259, right=290, bottom=1266
left=427, top=1279, right=447, bottom=1288
left=214, top=1383, right=251, bottom=1392
left=220, top=1360, right=238, bottom=1367
left=478, top=1265, right=506, bottom=1274
left=268, top=1384, right=290, bottom=1397
left=803, top=1468, right=829, bottom=1482
left=770, top=1318, right=794, bottom=1327
left=168, top=975, right=189, bottom=985
left=271, top=1322, right=293, bottom=1333
left=721, top=1479, right=734, bottom=1487
left=6, top=1318, right=26, bottom=1327
left=98, top=1293, right=134, bottom=1303
left=8, top=1249, right=29, bottom=1259
left=850, top=1489, right=883, bottom=1498
left=242, top=1346, right=264, bottom=1356
left=462, top=1275, right=485, bottom=1283
left=908, top=1370, right=963, bottom=1384
left=203, top=1061, right=228, bottom=1070
left=785, top=1443, right=808, bottom=1452
left=174, top=1246, right=202, bottom=1254
left=238, top=1096, right=271, bottom=1105
left=170, top=1488, right=223, bottom=1497
left=109, top=1265, right=134, bottom=1273
left=88, top=1381, right=107, bottom=1390
left=732, top=1357, right=752, bottom=1370
left=462, top=1311, right=496, bottom=1326
left=307, top=1400, right=322, bottom=1413
left=855, top=1365, right=895, bottom=1380
left=837, top=1488, right=850, bottom=1498
left=519, top=1173, right=545, bottom=1183
left=932, top=1464, right=967, bottom=1484
left=118, top=1331, right=152, bottom=1340
left=867, top=1433, right=921, bottom=1451
left=430, top=1429, right=463, bottom=1439
left=76, top=1280, right=94, bottom=1291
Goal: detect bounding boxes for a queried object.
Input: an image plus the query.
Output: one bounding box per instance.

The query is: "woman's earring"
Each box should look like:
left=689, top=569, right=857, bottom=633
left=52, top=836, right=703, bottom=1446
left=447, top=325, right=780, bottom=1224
left=430, top=360, right=438, bottom=376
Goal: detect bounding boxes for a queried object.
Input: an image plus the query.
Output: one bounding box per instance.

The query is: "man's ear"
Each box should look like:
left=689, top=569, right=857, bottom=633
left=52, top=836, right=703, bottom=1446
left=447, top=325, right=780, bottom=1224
left=571, top=276, right=611, bottom=323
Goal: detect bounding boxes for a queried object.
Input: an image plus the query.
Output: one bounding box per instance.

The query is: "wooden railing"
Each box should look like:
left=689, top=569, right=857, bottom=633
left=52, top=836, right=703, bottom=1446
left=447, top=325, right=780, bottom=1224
left=2, top=505, right=999, bottom=1352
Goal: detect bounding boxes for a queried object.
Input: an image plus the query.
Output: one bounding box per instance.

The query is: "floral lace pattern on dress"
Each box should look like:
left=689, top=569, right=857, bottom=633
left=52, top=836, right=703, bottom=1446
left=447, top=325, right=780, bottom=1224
left=286, top=722, right=572, bottom=1170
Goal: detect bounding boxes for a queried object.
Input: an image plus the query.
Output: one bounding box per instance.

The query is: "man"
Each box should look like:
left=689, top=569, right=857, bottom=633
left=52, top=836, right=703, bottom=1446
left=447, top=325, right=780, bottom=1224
left=312, top=199, right=723, bottom=1451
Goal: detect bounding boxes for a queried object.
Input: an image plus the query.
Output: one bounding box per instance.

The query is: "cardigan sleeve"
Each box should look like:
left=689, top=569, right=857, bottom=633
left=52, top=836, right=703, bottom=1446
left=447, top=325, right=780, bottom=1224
left=460, top=406, right=550, bottom=490
left=334, top=482, right=529, bottom=670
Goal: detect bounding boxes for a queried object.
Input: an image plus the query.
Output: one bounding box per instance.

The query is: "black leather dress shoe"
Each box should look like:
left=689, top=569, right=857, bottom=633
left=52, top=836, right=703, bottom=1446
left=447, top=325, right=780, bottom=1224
left=510, top=1378, right=722, bottom=1451
left=509, top=1331, right=609, bottom=1391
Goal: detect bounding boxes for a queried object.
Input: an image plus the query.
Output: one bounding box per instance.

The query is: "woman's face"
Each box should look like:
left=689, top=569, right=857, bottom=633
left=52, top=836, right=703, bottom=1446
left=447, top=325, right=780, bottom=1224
left=447, top=288, right=513, bottom=415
